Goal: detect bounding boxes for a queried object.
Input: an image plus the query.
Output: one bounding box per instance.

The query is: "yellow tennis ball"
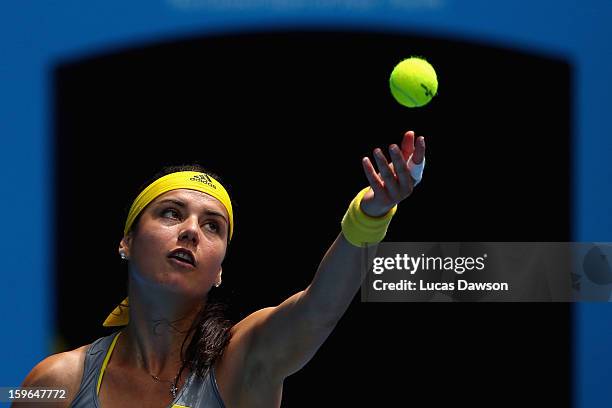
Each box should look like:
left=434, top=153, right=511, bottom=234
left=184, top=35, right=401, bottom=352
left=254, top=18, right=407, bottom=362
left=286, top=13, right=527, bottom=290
left=389, top=57, right=438, bottom=108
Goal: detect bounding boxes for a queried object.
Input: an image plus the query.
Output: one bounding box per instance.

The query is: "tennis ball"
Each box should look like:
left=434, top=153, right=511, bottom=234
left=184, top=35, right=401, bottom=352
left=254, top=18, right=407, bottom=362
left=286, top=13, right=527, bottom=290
left=389, top=57, right=438, bottom=108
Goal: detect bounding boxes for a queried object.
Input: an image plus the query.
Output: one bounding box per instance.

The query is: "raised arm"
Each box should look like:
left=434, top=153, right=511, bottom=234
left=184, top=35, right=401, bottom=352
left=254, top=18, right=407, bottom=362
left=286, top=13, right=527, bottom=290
left=223, top=131, right=426, bottom=386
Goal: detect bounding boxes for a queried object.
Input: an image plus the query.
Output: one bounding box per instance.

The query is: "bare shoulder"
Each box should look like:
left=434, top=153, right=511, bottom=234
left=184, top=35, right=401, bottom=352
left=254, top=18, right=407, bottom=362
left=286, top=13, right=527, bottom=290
left=15, top=344, right=90, bottom=407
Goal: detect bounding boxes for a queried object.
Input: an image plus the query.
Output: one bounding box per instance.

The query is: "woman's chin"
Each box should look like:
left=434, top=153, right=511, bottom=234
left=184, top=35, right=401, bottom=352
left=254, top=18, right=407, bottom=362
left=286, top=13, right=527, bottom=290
left=157, top=280, right=208, bottom=298
left=132, top=267, right=211, bottom=299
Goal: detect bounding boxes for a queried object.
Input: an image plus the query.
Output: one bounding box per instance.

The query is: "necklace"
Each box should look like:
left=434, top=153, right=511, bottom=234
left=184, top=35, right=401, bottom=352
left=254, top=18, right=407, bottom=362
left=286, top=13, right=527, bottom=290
left=150, top=372, right=180, bottom=399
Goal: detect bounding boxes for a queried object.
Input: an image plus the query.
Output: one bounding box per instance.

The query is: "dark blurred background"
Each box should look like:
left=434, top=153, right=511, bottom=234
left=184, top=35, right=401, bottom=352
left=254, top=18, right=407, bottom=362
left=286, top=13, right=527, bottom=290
left=54, top=30, right=571, bottom=406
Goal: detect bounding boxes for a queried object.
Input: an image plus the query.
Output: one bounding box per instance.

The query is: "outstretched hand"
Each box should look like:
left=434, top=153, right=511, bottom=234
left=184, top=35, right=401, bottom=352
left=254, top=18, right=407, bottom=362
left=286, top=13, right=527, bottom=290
left=360, top=130, right=426, bottom=217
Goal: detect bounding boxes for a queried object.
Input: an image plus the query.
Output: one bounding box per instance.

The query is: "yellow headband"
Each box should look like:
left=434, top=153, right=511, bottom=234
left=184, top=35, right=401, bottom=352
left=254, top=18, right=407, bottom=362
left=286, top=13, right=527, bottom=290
left=124, top=171, right=233, bottom=240
left=103, top=171, right=233, bottom=327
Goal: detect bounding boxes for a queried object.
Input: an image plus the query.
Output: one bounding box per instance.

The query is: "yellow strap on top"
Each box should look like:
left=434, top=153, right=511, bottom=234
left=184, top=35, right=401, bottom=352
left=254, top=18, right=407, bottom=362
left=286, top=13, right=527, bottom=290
left=95, top=331, right=193, bottom=407
left=96, top=331, right=122, bottom=395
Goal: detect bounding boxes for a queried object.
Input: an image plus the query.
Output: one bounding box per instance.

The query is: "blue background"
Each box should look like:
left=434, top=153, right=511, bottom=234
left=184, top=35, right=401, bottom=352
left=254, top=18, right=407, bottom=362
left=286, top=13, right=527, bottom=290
left=1, top=1, right=611, bottom=406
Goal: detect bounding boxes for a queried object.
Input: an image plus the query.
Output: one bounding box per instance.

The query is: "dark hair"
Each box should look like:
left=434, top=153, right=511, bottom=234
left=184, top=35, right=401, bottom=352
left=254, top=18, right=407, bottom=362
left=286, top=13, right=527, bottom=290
left=179, top=300, right=233, bottom=379
left=128, top=164, right=234, bottom=379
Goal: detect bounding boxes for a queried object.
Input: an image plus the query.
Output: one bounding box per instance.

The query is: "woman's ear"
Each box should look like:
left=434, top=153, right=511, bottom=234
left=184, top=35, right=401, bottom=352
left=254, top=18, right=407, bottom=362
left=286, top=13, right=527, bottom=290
left=215, top=268, right=223, bottom=287
left=118, top=234, right=132, bottom=260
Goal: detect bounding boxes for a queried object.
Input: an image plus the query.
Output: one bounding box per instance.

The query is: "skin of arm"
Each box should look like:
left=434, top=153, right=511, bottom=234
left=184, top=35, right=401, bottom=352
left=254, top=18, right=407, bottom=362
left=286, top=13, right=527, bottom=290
left=12, top=346, right=88, bottom=408
left=228, top=130, right=426, bottom=384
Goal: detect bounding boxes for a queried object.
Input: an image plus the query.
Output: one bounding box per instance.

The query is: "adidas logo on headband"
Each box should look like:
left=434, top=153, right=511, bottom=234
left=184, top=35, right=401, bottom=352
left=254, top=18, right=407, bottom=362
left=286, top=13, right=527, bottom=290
left=190, top=174, right=217, bottom=189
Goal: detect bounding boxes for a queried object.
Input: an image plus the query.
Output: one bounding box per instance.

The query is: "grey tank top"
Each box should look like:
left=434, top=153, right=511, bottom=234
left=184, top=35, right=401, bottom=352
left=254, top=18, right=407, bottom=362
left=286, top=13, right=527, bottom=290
left=70, top=331, right=226, bottom=408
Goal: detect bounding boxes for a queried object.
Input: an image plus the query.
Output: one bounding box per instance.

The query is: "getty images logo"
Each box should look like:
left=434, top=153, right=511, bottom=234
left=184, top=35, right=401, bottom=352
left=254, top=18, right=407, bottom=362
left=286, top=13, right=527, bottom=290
left=190, top=174, right=217, bottom=189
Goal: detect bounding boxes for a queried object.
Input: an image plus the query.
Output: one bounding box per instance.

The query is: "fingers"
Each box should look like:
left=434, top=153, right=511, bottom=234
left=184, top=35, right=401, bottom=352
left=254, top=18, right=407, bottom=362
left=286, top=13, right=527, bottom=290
left=389, top=144, right=414, bottom=196
left=373, top=148, right=401, bottom=199
left=401, top=130, right=415, bottom=161
left=362, top=157, right=386, bottom=196
left=401, top=130, right=426, bottom=165
left=411, top=136, right=426, bottom=165
left=362, top=131, right=425, bottom=202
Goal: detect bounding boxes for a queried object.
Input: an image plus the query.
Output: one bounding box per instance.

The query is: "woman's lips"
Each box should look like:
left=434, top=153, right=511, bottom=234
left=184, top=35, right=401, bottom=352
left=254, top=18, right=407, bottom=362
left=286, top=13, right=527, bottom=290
left=168, top=256, right=196, bottom=269
left=167, top=248, right=196, bottom=266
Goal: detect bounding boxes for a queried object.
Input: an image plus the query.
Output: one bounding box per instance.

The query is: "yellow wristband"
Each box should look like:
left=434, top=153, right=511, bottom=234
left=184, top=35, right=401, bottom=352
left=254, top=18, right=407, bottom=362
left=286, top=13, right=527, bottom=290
left=341, top=187, right=397, bottom=247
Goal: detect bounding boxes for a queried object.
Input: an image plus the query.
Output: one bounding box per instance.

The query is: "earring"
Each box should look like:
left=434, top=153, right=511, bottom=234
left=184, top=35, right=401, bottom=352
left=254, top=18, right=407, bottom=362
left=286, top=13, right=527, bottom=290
left=214, top=280, right=221, bottom=288
left=120, top=251, right=127, bottom=260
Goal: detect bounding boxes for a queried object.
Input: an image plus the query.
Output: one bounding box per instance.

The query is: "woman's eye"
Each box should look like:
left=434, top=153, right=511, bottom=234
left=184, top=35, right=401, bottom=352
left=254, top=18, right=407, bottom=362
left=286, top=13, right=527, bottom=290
left=204, top=222, right=219, bottom=233
left=162, top=208, right=180, bottom=219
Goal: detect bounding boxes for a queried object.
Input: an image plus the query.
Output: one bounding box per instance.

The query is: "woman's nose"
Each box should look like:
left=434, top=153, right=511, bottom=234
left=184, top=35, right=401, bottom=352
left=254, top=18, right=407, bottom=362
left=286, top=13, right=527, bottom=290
left=178, top=216, right=200, bottom=245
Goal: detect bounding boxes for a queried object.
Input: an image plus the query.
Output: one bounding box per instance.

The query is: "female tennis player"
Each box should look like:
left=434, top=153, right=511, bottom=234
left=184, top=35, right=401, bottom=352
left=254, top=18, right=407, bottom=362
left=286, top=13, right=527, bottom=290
left=17, top=130, right=426, bottom=408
